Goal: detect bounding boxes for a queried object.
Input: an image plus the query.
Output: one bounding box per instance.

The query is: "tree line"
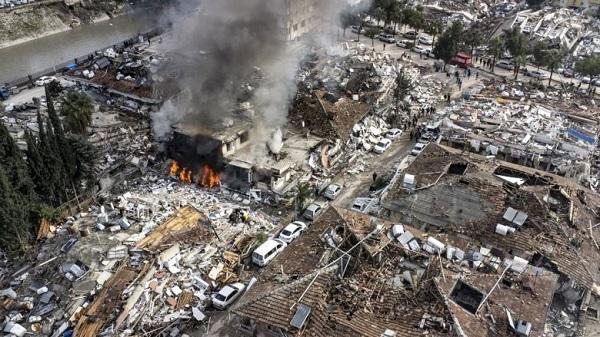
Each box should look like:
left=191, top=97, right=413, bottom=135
left=0, top=86, right=95, bottom=254
left=341, top=1, right=600, bottom=92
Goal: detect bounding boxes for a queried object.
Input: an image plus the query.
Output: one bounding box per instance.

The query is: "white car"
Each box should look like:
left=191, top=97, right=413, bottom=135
left=411, top=142, right=427, bottom=156
left=303, top=203, right=323, bottom=221
left=396, top=39, right=411, bottom=48
left=35, top=76, right=57, bottom=86
left=496, top=60, right=514, bottom=70
left=373, top=138, right=392, bottom=154
left=323, top=184, right=342, bottom=200
left=211, top=283, right=246, bottom=309
left=385, top=128, right=402, bottom=140
left=351, top=25, right=365, bottom=34
left=379, top=33, right=396, bottom=43
left=278, top=221, right=307, bottom=243
left=527, top=70, right=546, bottom=80
left=252, top=239, right=287, bottom=266
left=412, top=45, right=427, bottom=54
left=418, top=36, right=433, bottom=45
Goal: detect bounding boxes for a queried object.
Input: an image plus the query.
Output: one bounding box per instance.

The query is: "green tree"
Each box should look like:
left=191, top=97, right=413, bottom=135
left=47, top=86, right=77, bottom=181
left=373, top=7, right=386, bottom=26
left=514, top=55, right=528, bottom=81
left=389, top=3, right=404, bottom=35
left=68, top=134, right=96, bottom=183
left=505, top=28, right=528, bottom=80
left=403, top=7, right=424, bottom=44
left=294, top=182, right=312, bottom=214
left=425, top=19, right=443, bottom=47
left=532, top=41, right=548, bottom=70
left=0, top=122, right=42, bottom=254
left=544, top=49, right=563, bottom=86
left=365, top=27, right=380, bottom=47
left=0, top=123, right=37, bottom=202
left=35, top=111, right=67, bottom=205
left=488, top=36, right=504, bottom=72
left=61, top=91, right=94, bottom=135
left=575, top=56, right=600, bottom=94
left=433, top=21, right=464, bottom=70
left=463, top=28, right=483, bottom=57
left=25, top=130, right=49, bottom=200
left=394, top=68, right=414, bottom=110
left=0, top=164, right=32, bottom=253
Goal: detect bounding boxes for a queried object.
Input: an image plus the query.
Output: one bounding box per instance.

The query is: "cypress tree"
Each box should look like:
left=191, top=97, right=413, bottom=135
left=36, top=111, right=65, bottom=205
left=0, top=164, right=32, bottom=253
left=46, top=85, right=76, bottom=180
left=25, top=131, right=50, bottom=201
left=0, top=124, right=37, bottom=203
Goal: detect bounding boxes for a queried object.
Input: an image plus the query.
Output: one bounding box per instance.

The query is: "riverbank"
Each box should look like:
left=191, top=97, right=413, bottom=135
left=0, top=12, right=158, bottom=84
left=0, top=2, right=128, bottom=49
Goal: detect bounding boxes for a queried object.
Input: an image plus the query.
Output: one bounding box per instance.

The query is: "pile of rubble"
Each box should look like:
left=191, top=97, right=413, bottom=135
left=0, top=173, right=283, bottom=337
left=294, top=47, right=447, bottom=177
left=435, top=80, right=599, bottom=188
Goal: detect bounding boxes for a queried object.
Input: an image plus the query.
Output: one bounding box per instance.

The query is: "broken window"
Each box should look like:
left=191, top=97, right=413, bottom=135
left=449, top=280, right=484, bottom=315
left=587, top=307, right=599, bottom=320
left=448, top=163, right=467, bottom=175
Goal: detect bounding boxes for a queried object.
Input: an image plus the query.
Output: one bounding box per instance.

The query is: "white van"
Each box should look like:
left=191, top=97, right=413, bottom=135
left=252, top=239, right=287, bottom=267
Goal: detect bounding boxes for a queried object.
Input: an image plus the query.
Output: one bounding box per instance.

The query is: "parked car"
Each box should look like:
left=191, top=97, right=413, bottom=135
left=385, top=128, right=402, bottom=140
left=303, top=203, right=323, bottom=221
left=384, top=26, right=397, bottom=34
left=35, top=76, right=57, bottom=86
left=496, top=60, right=515, bottom=70
left=252, top=239, right=287, bottom=266
left=379, top=33, right=396, bottom=43
left=396, top=39, right=412, bottom=48
left=562, top=69, right=574, bottom=78
left=211, top=283, right=246, bottom=309
left=418, top=36, right=433, bottom=45
left=412, top=45, right=427, bottom=54
left=323, top=184, right=342, bottom=200
left=527, top=70, right=546, bottom=80
left=403, top=31, right=417, bottom=39
left=373, top=138, right=392, bottom=154
left=364, top=19, right=379, bottom=27
left=410, top=142, right=427, bottom=156
left=351, top=25, right=365, bottom=34
left=278, top=221, right=307, bottom=243
left=581, top=76, right=591, bottom=84
left=425, top=48, right=435, bottom=58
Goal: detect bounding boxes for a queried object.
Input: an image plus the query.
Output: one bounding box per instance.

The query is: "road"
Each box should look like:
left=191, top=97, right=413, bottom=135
left=347, top=30, right=596, bottom=93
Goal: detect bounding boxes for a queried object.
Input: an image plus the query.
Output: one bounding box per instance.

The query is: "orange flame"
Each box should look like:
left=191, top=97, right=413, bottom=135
left=169, top=160, right=180, bottom=176
left=179, top=168, right=192, bottom=184
left=199, top=164, right=220, bottom=188
left=169, top=160, right=220, bottom=188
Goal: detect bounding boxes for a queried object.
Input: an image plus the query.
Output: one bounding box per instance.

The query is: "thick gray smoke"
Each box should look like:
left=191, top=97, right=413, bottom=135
left=153, top=0, right=360, bottom=149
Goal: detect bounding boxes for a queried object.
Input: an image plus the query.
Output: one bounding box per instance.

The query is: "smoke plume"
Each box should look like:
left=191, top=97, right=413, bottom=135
left=153, top=0, right=360, bottom=149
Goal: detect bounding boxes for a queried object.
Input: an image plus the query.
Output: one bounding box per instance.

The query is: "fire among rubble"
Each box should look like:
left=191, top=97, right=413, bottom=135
left=169, top=160, right=221, bottom=188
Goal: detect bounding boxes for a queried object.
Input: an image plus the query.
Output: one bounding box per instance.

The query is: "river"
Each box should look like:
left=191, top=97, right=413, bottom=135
left=0, top=12, right=159, bottom=85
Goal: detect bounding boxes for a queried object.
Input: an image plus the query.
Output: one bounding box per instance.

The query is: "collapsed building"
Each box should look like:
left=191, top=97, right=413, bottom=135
left=433, top=80, right=600, bottom=190
left=493, top=6, right=600, bottom=59
left=379, top=143, right=600, bottom=336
